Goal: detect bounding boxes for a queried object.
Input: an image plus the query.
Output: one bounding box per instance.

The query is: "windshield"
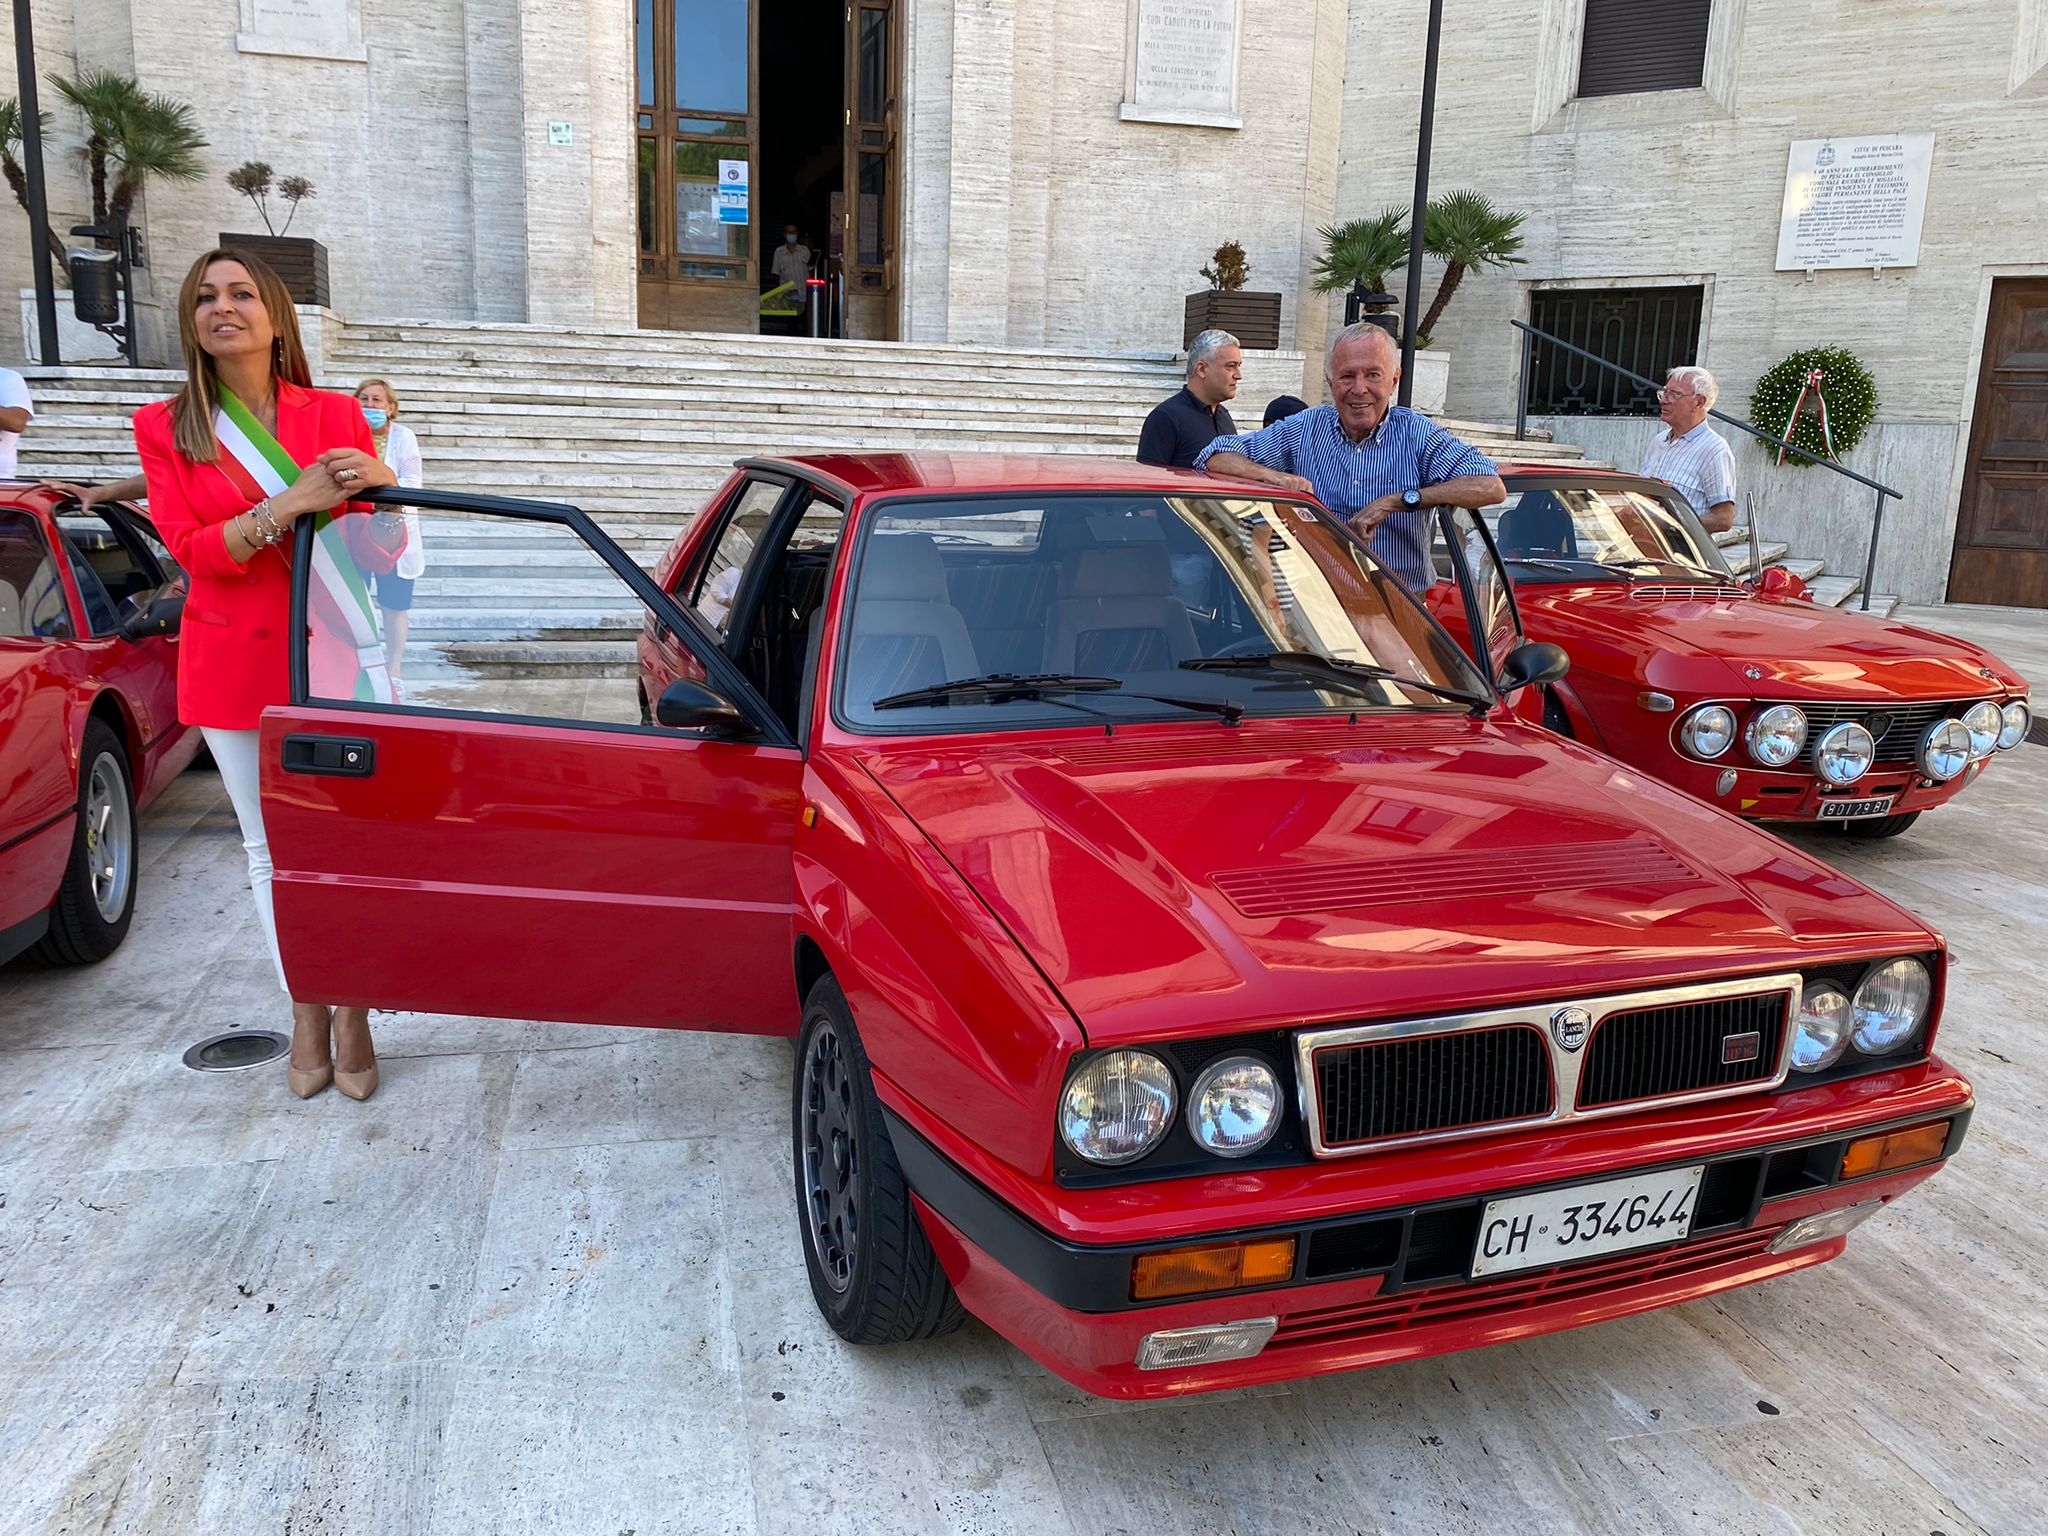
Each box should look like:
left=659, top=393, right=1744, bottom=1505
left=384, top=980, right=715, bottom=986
left=835, top=492, right=1490, bottom=731
left=1482, top=484, right=1734, bottom=582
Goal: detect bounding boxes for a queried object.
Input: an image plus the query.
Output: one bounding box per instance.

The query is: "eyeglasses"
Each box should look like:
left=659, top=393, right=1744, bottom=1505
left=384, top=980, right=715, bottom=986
left=1656, top=387, right=1697, bottom=402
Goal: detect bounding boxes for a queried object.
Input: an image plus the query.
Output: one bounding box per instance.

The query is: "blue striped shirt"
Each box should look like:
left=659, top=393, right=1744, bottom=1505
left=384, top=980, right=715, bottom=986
left=1194, top=404, right=1496, bottom=590
left=1639, top=421, right=1737, bottom=523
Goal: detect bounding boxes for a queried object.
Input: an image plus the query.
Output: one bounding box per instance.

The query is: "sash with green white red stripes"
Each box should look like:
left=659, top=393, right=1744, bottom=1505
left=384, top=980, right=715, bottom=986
left=212, top=387, right=396, bottom=704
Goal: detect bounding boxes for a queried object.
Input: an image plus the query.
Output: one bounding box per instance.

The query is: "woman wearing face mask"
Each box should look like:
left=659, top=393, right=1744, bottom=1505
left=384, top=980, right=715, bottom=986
left=133, top=248, right=403, bottom=1102
left=353, top=379, right=426, bottom=689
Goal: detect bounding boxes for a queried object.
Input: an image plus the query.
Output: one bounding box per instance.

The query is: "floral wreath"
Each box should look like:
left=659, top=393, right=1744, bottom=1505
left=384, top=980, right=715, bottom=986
left=1749, top=346, right=1878, bottom=467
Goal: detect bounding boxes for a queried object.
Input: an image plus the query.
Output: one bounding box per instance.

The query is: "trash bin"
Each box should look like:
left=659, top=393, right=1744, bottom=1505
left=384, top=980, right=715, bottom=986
left=68, top=248, right=120, bottom=325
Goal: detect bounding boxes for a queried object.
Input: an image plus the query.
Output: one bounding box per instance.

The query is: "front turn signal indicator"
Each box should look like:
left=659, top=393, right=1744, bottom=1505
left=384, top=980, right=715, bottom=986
left=1841, top=1120, right=1950, bottom=1181
left=1130, top=1236, right=1296, bottom=1301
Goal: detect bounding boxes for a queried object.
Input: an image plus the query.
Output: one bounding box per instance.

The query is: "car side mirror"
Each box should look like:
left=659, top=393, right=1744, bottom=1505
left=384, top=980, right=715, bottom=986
left=654, top=678, right=759, bottom=737
left=118, top=584, right=184, bottom=641
left=1752, top=565, right=1810, bottom=602
left=1498, top=640, right=1570, bottom=691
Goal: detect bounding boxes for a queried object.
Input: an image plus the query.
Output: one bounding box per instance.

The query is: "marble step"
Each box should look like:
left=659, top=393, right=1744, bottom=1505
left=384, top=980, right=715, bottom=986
left=1726, top=541, right=1791, bottom=577
left=421, top=639, right=639, bottom=678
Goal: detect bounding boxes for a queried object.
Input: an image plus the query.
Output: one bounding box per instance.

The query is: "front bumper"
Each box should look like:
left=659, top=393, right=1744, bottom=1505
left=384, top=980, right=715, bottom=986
left=887, top=1076, right=1973, bottom=1398
left=1658, top=753, right=1995, bottom=823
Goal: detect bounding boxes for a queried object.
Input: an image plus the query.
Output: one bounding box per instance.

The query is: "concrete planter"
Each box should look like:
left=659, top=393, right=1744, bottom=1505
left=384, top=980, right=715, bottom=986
left=1409, top=348, right=1449, bottom=415
left=19, top=288, right=123, bottom=363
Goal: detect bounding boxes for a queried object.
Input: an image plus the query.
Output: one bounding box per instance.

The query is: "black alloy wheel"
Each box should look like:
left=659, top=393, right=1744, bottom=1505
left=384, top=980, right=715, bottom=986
left=31, top=718, right=137, bottom=964
left=792, top=976, right=965, bottom=1344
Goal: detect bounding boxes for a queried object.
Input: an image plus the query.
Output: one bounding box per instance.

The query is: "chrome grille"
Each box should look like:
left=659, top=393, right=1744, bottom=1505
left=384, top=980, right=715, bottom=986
left=1313, top=1026, right=1552, bottom=1149
left=1769, top=699, right=1990, bottom=769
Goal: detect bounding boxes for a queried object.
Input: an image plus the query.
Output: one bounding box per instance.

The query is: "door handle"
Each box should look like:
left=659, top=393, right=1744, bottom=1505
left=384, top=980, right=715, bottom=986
left=282, top=733, right=376, bottom=777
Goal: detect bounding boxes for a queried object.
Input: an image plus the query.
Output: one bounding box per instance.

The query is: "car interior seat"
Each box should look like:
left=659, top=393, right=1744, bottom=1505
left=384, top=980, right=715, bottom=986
left=1042, top=543, right=1201, bottom=674
left=843, top=532, right=979, bottom=701
left=0, top=577, right=22, bottom=638
left=1495, top=491, right=1580, bottom=559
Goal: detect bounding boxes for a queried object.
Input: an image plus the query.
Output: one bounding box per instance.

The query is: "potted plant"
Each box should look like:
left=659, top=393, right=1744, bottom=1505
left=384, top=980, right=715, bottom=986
left=1183, top=240, right=1282, bottom=352
left=220, top=161, right=327, bottom=306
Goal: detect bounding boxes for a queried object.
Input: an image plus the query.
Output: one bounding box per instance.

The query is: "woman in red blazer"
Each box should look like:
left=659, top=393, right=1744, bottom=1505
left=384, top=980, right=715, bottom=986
left=135, top=248, right=401, bottom=1101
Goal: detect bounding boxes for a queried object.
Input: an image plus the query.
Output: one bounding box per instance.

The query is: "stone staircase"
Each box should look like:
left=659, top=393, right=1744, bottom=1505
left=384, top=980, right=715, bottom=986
left=14, top=320, right=1895, bottom=681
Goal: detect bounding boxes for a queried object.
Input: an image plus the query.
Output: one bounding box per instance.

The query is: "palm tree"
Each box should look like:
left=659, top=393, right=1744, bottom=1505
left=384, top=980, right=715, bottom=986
left=1416, top=190, right=1525, bottom=342
left=0, top=97, right=72, bottom=272
left=1312, top=207, right=1411, bottom=295
left=49, top=68, right=207, bottom=236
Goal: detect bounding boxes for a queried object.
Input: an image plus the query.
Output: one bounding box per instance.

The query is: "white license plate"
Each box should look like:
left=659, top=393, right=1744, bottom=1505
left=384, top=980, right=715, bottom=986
left=1470, top=1165, right=1705, bottom=1278
left=1818, top=796, right=1895, bottom=820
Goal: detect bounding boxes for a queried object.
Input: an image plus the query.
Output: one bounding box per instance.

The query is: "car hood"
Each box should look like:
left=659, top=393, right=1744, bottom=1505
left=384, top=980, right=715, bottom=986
left=856, top=718, right=1933, bottom=1047
left=1526, top=587, right=2025, bottom=699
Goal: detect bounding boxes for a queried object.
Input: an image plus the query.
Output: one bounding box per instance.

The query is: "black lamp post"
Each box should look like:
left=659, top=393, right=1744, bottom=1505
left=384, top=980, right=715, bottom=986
left=1397, top=0, right=1445, bottom=406
left=13, top=0, right=60, bottom=364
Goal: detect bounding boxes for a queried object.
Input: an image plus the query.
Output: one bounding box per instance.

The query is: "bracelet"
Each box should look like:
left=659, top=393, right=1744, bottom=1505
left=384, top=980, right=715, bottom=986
left=254, top=499, right=287, bottom=543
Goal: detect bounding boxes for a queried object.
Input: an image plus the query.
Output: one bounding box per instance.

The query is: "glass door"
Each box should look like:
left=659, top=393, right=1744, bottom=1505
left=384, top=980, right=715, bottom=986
left=841, top=0, right=899, bottom=324
left=637, top=0, right=759, bottom=331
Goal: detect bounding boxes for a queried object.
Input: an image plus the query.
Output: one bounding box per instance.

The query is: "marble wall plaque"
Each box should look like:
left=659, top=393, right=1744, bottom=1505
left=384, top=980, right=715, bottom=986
left=238, top=0, right=367, bottom=63
left=1775, top=133, right=1935, bottom=272
left=1122, top=0, right=1242, bottom=129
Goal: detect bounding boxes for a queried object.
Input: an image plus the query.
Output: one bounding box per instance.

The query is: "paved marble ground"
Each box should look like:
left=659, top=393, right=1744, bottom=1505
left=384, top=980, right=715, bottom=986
left=2, top=608, right=2043, bottom=1536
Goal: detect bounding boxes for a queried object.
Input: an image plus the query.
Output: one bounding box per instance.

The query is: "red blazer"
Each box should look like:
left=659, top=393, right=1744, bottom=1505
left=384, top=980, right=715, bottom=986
left=135, top=382, right=396, bottom=729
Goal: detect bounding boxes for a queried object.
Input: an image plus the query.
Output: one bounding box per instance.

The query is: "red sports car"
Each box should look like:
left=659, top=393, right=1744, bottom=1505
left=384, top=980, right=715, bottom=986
left=1, top=486, right=197, bottom=966
left=1425, top=466, right=2031, bottom=839
left=258, top=460, right=1971, bottom=1399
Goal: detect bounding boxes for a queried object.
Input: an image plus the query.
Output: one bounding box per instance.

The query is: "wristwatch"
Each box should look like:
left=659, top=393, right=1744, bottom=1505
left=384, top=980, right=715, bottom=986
left=1401, top=488, right=1423, bottom=510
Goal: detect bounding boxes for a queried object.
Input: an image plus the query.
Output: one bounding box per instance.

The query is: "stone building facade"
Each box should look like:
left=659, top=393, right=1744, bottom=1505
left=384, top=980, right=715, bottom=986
left=4, top=0, right=2044, bottom=603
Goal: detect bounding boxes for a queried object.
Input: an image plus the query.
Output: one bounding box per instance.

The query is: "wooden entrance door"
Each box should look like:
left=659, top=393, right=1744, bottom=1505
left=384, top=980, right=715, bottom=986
left=1950, top=279, right=2048, bottom=607
left=636, top=0, right=759, bottom=333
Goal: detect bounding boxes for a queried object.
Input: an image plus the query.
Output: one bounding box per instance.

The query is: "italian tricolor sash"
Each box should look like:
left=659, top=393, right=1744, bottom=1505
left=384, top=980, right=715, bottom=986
left=213, top=387, right=396, bottom=704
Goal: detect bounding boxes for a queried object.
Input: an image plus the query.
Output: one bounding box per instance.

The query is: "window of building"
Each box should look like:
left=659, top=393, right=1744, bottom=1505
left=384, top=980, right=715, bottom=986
left=1577, top=0, right=1712, bottom=98
left=1524, top=286, right=1704, bottom=416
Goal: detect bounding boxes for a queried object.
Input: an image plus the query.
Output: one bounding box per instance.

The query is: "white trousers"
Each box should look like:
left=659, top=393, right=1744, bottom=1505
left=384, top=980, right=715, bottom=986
left=200, top=726, right=291, bottom=994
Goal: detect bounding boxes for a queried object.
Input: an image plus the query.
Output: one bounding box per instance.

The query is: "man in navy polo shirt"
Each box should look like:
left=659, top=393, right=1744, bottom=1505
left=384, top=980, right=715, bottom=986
left=1137, top=329, right=1242, bottom=468
left=1194, top=322, right=1505, bottom=591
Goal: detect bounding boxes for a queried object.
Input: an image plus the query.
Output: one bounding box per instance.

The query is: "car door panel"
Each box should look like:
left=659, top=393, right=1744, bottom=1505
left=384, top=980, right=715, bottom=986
left=261, top=487, right=804, bottom=1035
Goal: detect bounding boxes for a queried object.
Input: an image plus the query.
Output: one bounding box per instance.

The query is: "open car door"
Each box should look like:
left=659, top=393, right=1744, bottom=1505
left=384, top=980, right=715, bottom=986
left=258, top=488, right=804, bottom=1033
left=1430, top=505, right=1546, bottom=725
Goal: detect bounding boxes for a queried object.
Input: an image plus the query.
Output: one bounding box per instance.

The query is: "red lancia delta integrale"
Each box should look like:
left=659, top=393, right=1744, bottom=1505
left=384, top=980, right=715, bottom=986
left=257, top=457, right=1973, bottom=1399
left=1, top=487, right=196, bottom=966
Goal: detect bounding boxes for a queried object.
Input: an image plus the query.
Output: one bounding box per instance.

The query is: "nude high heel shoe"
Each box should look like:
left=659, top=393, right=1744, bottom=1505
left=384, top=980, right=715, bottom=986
left=332, top=1006, right=379, bottom=1101
left=287, top=1003, right=334, bottom=1098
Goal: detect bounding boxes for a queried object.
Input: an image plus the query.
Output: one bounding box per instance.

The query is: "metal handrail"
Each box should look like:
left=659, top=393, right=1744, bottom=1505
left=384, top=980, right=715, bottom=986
left=1510, top=318, right=1900, bottom=610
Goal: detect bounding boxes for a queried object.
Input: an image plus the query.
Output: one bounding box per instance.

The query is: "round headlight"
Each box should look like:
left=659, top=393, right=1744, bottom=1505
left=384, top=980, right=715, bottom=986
left=1961, top=700, right=2003, bottom=760
left=1813, top=721, right=1875, bottom=786
left=1998, top=700, right=2031, bottom=752
left=1059, top=1051, right=1176, bottom=1166
left=1186, top=1055, right=1282, bottom=1158
left=1679, top=704, right=1738, bottom=760
left=1745, top=704, right=1808, bottom=768
left=1789, top=983, right=1852, bottom=1073
left=1851, top=956, right=1932, bottom=1055
left=1917, top=719, right=1971, bottom=781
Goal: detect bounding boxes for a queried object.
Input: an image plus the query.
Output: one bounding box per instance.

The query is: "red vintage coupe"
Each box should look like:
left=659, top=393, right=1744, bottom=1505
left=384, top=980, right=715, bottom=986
left=1, top=486, right=196, bottom=966
left=1426, top=466, right=2031, bottom=839
left=258, top=459, right=1972, bottom=1398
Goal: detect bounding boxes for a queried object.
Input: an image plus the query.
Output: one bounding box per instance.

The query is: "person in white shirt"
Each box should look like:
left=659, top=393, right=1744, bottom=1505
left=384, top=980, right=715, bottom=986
left=1640, top=365, right=1737, bottom=534
left=771, top=224, right=812, bottom=291
left=0, top=368, right=34, bottom=480
left=354, top=379, right=427, bottom=682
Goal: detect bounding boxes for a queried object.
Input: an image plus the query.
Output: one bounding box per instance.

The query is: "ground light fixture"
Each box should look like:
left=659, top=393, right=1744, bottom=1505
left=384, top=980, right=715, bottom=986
left=182, top=1030, right=292, bottom=1071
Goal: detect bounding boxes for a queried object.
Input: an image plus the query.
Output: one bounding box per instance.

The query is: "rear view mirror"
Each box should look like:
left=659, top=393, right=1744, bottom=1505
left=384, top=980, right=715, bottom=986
left=654, top=678, right=759, bottom=737
left=1498, top=641, right=1570, bottom=691
left=118, top=584, right=184, bottom=641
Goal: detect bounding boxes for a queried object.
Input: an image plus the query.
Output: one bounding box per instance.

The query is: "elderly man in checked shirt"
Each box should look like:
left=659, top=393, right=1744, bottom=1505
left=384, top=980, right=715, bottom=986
left=1194, top=322, right=1505, bottom=592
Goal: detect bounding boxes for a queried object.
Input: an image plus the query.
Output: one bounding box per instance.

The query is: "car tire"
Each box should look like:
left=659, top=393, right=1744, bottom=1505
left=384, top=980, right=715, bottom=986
left=30, top=719, right=137, bottom=965
left=792, top=976, right=966, bottom=1345
left=1838, top=810, right=1921, bottom=840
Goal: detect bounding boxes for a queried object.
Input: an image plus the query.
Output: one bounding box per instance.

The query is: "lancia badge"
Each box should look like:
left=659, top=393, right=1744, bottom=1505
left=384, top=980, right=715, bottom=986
left=1722, top=1031, right=1762, bottom=1065
left=1744, top=665, right=1764, bottom=681
left=1550, top=1006, right=1592, bottom=1052
left=1864, top=712, right=1894, bottom=742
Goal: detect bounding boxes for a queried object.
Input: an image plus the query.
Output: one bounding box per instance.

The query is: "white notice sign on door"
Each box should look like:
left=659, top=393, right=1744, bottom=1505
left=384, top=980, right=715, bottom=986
left=1776, top=133, right=1935, bottom=272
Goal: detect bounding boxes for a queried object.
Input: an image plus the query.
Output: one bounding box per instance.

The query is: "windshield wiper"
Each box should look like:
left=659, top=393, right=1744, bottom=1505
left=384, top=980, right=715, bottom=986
left=874, top=671, right=1245, bottom=723
left=1182, top=652, right=1490, bottom=714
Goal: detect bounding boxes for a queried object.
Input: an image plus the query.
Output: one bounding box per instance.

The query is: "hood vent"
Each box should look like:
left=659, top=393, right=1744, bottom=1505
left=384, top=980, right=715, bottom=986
left=1627, top=584, right=1744, bottom=603
left=1214, top=838, right=1700, bottom=918
left=1051, top=721, right=1466, bottom=770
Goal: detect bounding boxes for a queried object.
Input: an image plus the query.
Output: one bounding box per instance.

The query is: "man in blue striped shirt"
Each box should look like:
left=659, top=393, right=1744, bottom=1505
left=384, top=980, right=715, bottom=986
left=1194, top=322, right=1505, bottom=591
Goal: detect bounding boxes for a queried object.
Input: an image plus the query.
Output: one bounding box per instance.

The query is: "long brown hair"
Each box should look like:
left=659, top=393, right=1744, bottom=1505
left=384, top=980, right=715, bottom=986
left=169, top=248, right=313, bottom=462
